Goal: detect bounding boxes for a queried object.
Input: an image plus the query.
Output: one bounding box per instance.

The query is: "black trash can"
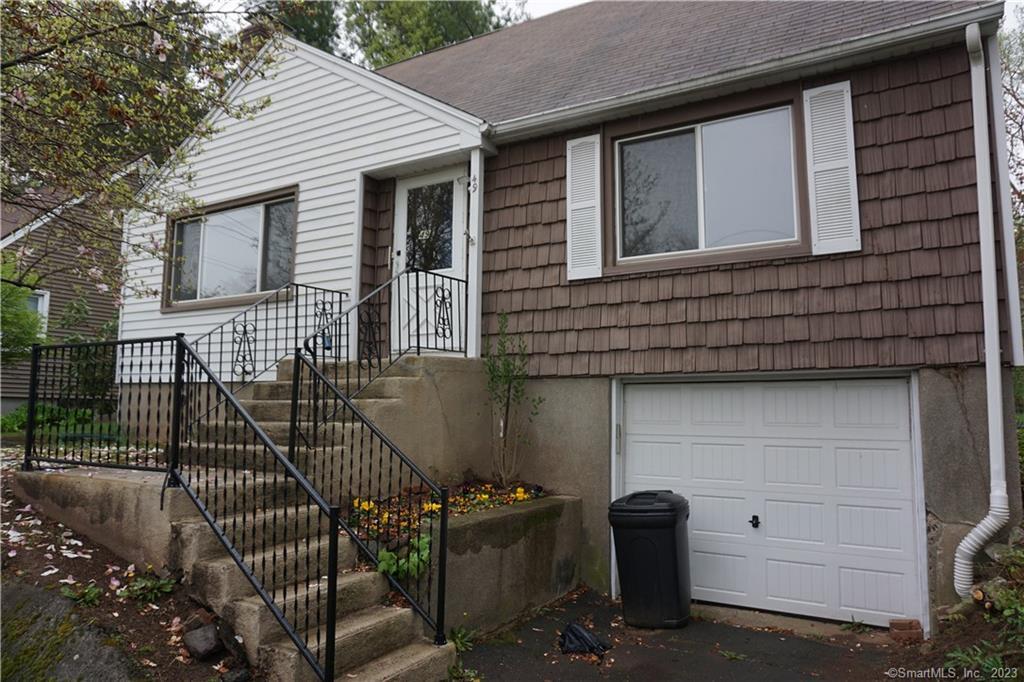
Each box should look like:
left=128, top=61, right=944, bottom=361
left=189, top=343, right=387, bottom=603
left=609, top=490, right=691, bottom=628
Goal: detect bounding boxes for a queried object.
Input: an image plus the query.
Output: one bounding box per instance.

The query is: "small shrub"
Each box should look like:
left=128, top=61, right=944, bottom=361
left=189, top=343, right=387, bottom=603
left=945, top=642, right=1005, bottom=676
left=840, top=616, right=872, bottom=634
left=483, top=313, right=543, bottom=488
left=377, top=536, right=431, bottom=580
left=60, top=584, right=103, bottom=607
left=117, top=574, right=175, bottom=603
left=449, top=626, right=475, bottom=654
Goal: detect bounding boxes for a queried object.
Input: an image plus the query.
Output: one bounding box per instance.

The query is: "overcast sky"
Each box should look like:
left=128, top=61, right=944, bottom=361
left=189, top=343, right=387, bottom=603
left=524, top=0, right=587, bottom=18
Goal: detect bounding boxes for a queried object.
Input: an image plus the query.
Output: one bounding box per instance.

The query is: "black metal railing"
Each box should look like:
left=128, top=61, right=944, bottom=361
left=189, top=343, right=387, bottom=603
left=21, top=269, right=463, bottom=678
left=23, top=336, right=343, bottom=680
left=192, top=282, right=348, bottom=388
left=303, top=268, right=468, bottom=397
left=289, top=352, right=448, bottom=644
left=23, top=336, right=178, bottom=471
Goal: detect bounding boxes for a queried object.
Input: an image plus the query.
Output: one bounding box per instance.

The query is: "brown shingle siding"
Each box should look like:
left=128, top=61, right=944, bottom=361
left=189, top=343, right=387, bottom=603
left=481, top=47, right=987, bottom=378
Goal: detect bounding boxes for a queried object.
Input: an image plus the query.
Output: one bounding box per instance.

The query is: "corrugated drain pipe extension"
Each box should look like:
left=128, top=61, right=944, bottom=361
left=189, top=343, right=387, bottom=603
left=952, top=22, right=1011, bottom=598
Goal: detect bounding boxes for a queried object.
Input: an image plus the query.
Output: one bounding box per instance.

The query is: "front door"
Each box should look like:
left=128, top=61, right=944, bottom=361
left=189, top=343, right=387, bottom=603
left=391, top=167, right=467, bottom=352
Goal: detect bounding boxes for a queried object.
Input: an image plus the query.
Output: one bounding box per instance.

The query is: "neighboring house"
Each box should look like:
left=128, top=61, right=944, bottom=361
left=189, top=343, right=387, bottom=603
left=1, top=201, right=119, bottom=413
left=119, top=0, right=1023, bottom=634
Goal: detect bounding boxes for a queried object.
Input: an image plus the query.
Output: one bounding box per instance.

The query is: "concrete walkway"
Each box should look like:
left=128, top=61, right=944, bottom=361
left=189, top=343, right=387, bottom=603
left=462, top=589, right=888, bottom=681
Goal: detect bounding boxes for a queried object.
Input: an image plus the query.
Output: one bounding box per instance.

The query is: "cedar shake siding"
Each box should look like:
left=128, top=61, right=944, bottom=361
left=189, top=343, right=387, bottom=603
left=1, top=217, right=119, bottom=400
left=481, top=46, right=1000, bottom=378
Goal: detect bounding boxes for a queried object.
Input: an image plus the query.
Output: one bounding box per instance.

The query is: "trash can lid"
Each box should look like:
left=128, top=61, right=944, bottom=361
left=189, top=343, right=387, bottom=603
left=609, top=490, right=688, bottom=515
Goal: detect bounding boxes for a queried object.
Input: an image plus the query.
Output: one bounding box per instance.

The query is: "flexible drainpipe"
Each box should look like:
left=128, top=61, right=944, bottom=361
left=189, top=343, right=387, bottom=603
left=952, top=23, right=1011, bottom=598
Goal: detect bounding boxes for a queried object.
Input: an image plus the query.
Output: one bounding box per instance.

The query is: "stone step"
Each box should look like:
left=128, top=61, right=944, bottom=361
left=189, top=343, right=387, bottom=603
left=223, top=570, right=389, bottom=663
left=241, top=398, right=399, bottom=424
left=261, top=605, right=419, bottom=681
left=189, top=533, right=359, bottom=611
left=276, top=356, right=424, bottom=383
left=172, top=503, right=326, bottom=575
left=343, top=641, right=456, bottom=682
left=250, top=376, right=416, bottom=401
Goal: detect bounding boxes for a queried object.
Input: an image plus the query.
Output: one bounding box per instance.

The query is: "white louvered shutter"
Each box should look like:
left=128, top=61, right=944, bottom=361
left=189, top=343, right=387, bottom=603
left=803, top=81, right=862, bottom=255
left=566, top=134, right=602, bottom=280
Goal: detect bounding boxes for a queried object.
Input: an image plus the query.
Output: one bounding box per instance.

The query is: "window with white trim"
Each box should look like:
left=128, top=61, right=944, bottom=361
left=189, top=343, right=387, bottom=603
left=615, top=106, right=798, bottom=260
left=170, top=197, right=296, bottom=302
left=25, top=290, right=49, bottom=332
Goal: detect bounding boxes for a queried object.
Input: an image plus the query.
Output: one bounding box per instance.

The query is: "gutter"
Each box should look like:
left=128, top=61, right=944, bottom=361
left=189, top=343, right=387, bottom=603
left=987, top=34, right=1024, bottom=366
left=487, top=1, right=1004, bottom=142
left=952, top=22, right=1011, bottom=599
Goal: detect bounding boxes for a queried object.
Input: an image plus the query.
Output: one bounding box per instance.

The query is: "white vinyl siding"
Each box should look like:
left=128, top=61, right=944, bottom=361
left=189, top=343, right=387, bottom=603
left=120, top=40, right=481, bottom=365
left=566, top=134, right=603, bottom=280
left=803, top=81, right=862, bottom=255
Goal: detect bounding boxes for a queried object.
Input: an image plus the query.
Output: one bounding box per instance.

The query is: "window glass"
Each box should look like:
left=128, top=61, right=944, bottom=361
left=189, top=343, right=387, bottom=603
left=199, top=204, right=261, bottom=299
left=262, top=199, right=295, bottom=290
left=25, top=293, right=41, bottom=313
left=618, top=131, right=698, bottom=258
left=702, top=108, right=796, bottom=248
left=171, top=195, right=297, bottom=303
left=406, top=181, right=453, bottom=270
left=172, top=219, right=201, bottom=301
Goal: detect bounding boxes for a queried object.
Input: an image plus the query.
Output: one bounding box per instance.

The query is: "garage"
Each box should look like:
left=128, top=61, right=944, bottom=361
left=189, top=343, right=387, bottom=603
left=620, top=378, right=927, bottom=627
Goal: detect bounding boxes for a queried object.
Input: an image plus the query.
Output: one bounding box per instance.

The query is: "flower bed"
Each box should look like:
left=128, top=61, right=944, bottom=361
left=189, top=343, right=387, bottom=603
left=347, top=481, right=545, bottom=546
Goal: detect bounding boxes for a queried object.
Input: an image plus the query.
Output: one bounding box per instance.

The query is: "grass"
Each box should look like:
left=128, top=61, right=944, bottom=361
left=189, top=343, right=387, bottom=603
left=840, top=617, right=872, bottom=634
left=719, top=649, right=747, bottom=661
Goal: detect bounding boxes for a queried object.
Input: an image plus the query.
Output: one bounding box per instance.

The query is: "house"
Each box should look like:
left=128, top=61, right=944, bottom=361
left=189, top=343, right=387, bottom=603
left=109, top=0, right=1021, bottom=662
left=1, top=199, right=120, bottom=414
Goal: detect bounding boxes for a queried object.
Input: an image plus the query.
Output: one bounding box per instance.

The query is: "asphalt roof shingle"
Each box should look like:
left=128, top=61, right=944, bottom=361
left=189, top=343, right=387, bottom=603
left=378, top=0, right=995, bottom=124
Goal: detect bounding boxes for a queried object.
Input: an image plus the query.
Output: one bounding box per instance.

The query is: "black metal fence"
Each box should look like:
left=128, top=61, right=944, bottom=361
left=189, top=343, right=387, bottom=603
left=192, top=283, right=348, bottom=387
left=21, top=271, right=460, bottom=678
left=24, top=336, right=178, bottom=471
left=303, top=268, right=468, bottom=397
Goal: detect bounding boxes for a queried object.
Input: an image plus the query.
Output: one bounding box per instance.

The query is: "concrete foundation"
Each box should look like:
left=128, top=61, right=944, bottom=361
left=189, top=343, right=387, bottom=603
left=917, top=365, right=1023, bottom=613
left=445, top=495, right=582, bottom=633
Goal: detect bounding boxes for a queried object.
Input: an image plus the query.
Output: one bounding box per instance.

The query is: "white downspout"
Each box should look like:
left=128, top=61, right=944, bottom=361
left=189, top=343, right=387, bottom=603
left=953, top=23, right=1011, bottom=598
left=987, top=35, right=1024, bottom=366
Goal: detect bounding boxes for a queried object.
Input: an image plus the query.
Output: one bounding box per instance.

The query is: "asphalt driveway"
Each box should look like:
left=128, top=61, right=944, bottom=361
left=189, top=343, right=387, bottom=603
left=462, top=589, right=888, bottom=681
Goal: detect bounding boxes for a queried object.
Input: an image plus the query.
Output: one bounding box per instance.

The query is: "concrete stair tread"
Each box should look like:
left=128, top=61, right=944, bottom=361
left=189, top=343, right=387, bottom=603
left=261, top=605, right=419, bottom=677
left=342, top=640, right=456, bottom=681
left=236, top=569, right=383, bottom=611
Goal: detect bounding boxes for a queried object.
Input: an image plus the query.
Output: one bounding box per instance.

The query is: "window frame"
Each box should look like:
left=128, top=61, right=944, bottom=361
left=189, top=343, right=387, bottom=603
left=26, top=289, right=50, bottom=333
left=601, top=85, right=812, bottom=275
left=614, top=105, right=800, bottom=263
left=162, top=186, right=299, bottom=311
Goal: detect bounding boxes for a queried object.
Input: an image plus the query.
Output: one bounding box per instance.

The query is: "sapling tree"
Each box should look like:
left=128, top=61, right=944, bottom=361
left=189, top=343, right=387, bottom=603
left=483, top=313, right=542, bottom=488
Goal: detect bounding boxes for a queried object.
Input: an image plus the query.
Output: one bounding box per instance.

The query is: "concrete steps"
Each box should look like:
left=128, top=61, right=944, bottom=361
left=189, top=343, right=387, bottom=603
left=188, top=531, right=359, bottom=610
left=174, top=353, right=454, bottom=680
left=260, top=605, right=420, bottom=681
left=344, top=641, right=456, bottom=681
left=223, top=570, right=390, bottom=663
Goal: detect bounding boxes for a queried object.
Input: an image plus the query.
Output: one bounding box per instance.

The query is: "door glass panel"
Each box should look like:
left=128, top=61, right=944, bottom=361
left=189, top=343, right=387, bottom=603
left=199, top=204, right=261, bottom=298
left=406, top=181, right=453, bottom=270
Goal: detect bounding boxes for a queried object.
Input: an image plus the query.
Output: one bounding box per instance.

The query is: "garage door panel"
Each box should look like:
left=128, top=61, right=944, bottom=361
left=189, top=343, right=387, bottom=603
left=691, top=548, right=750, bottom=598
left=622, top=379, right=925, bottom=627
left=690, top=493, right=751, bottom=539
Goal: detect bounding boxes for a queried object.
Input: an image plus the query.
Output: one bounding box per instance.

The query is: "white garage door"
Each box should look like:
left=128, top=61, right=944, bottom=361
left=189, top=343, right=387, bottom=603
left=621, top=378, right=926, bottom=627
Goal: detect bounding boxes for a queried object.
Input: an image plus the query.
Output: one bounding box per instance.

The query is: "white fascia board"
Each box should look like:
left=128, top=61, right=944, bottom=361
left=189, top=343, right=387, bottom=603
left=488, top=1, right=1004, bottom=142
left=283, top=37, right=485, bottom=139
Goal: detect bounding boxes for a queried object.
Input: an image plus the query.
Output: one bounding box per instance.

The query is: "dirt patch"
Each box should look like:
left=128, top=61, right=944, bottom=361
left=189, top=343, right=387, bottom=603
left=0, top=448, right=246, bottom=680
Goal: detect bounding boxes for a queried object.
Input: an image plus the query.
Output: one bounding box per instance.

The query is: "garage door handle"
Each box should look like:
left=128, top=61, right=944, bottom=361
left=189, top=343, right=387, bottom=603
left=748, top=515, right=760, bottom=529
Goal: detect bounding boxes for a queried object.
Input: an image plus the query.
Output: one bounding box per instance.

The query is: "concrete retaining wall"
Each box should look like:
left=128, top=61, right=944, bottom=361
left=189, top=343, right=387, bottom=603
left=444, top=495, right=582, bottom=633
left=12, top=468, right=198, bottom=572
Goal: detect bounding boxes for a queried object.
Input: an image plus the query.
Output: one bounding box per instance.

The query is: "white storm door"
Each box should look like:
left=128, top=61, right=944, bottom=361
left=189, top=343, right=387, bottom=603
left=391, top=167, right=467, bottom=352
left=621, top=379, right=925, bottom=628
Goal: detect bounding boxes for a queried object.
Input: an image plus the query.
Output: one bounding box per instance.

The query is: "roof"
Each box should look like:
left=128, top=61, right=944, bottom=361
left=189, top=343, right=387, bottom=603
left=379, top=0, right=1000, bottom=126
